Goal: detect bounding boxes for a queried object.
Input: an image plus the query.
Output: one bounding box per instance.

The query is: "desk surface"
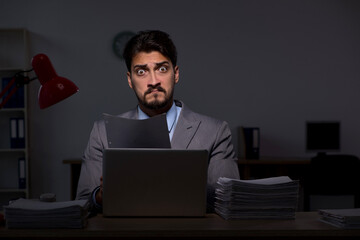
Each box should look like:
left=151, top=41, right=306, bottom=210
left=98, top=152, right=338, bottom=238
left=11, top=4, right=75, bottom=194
left=64, top=158, right=311, bottom=165
left=1, top=212, right=360, bottom=239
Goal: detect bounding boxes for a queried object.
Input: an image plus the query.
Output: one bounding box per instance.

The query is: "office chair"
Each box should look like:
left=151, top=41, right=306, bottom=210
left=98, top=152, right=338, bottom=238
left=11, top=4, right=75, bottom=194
left=304, top=154, right=360, bottom=211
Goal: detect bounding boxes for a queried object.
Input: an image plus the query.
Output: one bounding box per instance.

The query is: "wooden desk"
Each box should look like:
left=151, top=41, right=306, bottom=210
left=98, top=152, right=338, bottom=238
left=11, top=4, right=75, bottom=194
left=1, top=212, right=360, bottom=239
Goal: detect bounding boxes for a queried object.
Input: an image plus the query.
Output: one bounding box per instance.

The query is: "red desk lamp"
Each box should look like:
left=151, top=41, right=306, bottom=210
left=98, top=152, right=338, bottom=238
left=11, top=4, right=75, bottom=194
left=0, top=54, right=79, bottom=109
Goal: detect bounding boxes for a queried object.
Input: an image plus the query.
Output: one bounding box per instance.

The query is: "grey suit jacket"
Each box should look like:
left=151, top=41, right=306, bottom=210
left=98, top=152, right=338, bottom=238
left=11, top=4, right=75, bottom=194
left=76, top=100, right=240, bottom=210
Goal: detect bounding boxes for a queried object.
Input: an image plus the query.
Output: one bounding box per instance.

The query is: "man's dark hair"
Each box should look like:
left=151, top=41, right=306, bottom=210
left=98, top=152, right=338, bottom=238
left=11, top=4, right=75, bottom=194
left=123, top=30, right=177, bottom=72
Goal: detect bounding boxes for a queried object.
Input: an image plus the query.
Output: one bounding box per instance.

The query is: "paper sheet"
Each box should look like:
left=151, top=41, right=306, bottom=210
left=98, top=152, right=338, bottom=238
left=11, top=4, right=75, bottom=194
left=103, top=113, right=171, bottom=148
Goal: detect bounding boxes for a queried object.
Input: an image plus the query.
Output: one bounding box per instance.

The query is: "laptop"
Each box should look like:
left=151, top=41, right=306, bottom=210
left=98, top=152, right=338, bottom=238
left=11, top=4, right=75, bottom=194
left=102, top=148, right=208, bottom=217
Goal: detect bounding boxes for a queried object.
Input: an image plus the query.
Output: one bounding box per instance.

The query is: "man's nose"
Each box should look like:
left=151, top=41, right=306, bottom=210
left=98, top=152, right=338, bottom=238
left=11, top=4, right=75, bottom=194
left=148, top=71, right=160, bottom=86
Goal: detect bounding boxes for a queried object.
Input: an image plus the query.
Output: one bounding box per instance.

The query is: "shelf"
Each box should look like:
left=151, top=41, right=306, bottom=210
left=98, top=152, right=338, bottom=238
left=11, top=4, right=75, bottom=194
left=0, top=108, right=26, bottom=113
left=0, top=28, right=29, bottom=203
left=0, top=189, right=27, bottom=193
left=0, top=149, right=26, bottom=153
left=0, top=68, right=25, bottom=72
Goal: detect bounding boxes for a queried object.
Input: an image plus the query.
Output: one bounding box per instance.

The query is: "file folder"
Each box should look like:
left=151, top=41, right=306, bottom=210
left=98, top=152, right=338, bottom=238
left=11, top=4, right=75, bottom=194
left=17, top=118, right=25, bottom=148
left=1, top=77, right=24, bottom=108
left=10, top=118, right=18, bottom=148
left=9, top=118, right=25, bottom=148
left=18, top=157, right=26, bottom=189
left=2, top=77, right=15, bottom=108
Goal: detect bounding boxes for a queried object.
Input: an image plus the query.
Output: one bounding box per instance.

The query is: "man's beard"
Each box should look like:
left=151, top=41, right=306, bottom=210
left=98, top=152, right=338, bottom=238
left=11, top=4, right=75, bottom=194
left=137, top=85, right=174, bottom=110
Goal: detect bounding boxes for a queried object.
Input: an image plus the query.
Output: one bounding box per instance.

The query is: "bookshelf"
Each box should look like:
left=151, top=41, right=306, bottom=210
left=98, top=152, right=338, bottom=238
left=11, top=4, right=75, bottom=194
left=0, top=29, right=30, bottom=210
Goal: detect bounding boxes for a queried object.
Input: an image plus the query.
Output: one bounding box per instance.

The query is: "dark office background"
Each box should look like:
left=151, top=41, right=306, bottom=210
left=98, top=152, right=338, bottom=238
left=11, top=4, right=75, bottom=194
left=0, top=0, right=359, bottom=201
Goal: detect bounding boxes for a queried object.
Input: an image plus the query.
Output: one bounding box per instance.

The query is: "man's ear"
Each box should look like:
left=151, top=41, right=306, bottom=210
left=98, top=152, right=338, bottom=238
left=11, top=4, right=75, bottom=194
left=174, top=66, right=179, bottom=84
left=127, top=72, right=133, bottom=89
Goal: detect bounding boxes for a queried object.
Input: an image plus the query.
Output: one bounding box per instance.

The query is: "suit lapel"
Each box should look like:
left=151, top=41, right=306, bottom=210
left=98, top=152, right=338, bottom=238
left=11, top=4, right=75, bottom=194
left=171, top=103, right=201, bottom=149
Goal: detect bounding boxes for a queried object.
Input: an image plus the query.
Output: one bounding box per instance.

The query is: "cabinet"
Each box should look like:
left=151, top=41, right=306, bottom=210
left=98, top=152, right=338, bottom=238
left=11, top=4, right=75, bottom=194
left=0, top=29, right=29, bottom=210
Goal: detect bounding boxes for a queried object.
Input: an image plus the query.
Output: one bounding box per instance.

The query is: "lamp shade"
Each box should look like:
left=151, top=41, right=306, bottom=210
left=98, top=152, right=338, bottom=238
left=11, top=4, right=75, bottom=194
left=32, top=54, right=79, bottom=109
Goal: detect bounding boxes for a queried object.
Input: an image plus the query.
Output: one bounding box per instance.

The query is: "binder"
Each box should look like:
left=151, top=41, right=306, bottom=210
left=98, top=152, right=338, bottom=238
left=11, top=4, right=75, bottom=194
left=16, top=85, right=24, bottom=108
left=1, top=77, right=24, bottom=108
left=2, top=77, right=15, bottom=108
left=10, top=118, right=18, bottom=148
left=238, top=127, right=260, bottom=159
left=18, top=157, right=26, bottom=189
left=9, top=118, right=25, bottom=148
left=17, top=118, right=25, bottom=148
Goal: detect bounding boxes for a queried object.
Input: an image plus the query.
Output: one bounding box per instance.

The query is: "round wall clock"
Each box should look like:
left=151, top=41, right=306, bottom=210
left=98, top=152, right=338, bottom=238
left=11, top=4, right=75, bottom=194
left=112, top=31, right=136, bottom=59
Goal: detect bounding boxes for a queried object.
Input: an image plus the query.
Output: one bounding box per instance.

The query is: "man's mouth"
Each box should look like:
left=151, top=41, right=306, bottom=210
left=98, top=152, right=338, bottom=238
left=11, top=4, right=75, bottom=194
left=145, top=87, right=165, bottom=95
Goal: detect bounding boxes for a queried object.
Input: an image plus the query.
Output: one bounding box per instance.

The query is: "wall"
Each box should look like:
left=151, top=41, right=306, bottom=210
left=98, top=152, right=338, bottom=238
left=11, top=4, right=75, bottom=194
left=0, top=0, right=359, bottom=201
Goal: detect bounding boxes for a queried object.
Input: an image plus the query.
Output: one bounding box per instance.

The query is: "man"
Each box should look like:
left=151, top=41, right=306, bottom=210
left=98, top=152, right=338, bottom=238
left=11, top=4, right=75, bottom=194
left=76, top=30, right=240, bottom=212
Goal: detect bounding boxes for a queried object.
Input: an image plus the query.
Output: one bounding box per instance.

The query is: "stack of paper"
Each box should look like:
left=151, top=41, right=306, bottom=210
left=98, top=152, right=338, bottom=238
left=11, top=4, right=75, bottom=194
left=3, top=198, right=89, bottom=228
left=215, top=176, right=299, bottom=220
left=319, top=208, right=360, bottom=229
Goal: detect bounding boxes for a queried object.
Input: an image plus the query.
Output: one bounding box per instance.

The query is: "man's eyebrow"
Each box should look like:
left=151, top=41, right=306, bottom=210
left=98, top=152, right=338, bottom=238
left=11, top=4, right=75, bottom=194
left=133, top=64, right=147, bottom=69
left=155, top=61, right=170, bottom=66
left=133, top=61, right=170, bottom=70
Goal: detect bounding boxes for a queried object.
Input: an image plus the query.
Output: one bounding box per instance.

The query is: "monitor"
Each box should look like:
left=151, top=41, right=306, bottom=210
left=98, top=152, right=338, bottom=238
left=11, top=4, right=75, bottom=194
left=306, top=121, right=340, bottom=155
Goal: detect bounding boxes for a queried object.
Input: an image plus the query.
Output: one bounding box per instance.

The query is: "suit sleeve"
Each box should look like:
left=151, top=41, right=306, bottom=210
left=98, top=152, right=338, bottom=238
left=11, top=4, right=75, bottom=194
left=76, top=121, right=105, bottom=209
left=206, top=121, right=240, bottom=211
left=207, top=121, right=240, bottom=185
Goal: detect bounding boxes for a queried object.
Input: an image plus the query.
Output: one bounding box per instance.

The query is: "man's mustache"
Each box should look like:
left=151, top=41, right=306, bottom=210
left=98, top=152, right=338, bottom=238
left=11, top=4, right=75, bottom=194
left=145, top=86, right=166, bottom=95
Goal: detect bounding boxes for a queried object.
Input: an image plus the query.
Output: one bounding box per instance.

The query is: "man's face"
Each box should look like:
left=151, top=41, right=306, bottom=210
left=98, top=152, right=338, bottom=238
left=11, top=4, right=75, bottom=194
left=127, top=51, right=179, bottom=113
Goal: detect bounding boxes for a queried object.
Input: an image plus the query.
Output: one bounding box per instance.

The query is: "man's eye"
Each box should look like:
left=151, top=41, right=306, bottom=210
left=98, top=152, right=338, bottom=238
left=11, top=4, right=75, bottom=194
left=137, top=69, right=146, bottom=75
left=159, top=66, right=167, bottom=72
